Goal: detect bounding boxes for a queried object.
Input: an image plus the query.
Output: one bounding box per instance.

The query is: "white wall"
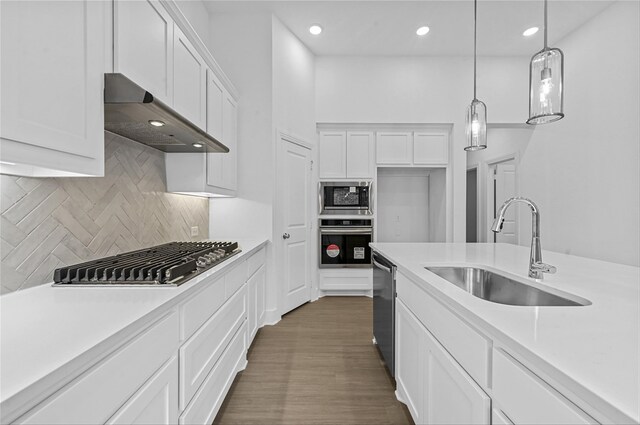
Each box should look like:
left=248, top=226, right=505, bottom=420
left=315, top=55, right=530, bottom=242
left=272, top=16, right=317, bottom=143
left=468, top=1, right=639, bottom=267
left=520, top=1, right=639, bottom=266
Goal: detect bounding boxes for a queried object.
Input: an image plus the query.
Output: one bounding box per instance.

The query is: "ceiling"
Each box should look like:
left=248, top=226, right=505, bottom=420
left=203, top=0, right=614, bottom=56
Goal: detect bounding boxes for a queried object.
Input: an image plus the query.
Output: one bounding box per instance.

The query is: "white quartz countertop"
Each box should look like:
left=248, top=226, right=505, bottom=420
left=0, top=238, right=268, bottom=416
left=370, top=242, right=639, bottom=424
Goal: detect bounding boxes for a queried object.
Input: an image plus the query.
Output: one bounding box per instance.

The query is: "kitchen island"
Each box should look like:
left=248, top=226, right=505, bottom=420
left=370, top=242, right=639, bottom=425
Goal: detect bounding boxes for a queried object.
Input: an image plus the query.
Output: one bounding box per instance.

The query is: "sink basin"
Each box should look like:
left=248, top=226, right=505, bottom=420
left=425, top=266, right=590, bottom=307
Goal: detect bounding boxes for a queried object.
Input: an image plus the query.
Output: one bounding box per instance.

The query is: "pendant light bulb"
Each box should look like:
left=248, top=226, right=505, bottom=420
left=465, top=0, right=487, bottom=151
left=527, top=0, right=564, bottom=124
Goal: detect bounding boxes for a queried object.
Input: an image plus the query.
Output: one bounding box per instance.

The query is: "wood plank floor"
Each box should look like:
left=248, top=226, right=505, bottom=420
left=214, top=297, right=413, bottom=425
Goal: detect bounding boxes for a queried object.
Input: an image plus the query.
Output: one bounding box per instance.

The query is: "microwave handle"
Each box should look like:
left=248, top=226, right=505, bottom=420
left=318, top=182, right=323, bottom=215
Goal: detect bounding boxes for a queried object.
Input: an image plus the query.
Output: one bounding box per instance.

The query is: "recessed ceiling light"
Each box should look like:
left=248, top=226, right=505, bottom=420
left=148, top=120, right=165, bottom=127
left=309, top=25, right=322, bottom=35
left=416, top=26, right=430, bottom=36
left=192, top=143, right=203, bottom=148
left=523, top=27, right=539, bottom=37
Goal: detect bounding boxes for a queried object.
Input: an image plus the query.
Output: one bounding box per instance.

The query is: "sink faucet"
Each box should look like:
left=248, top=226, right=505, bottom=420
left=491, top=197, right=557, bottom=279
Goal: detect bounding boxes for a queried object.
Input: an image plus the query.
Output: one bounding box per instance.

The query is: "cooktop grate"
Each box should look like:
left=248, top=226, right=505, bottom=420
left=53, top=241, right=240, bottom=287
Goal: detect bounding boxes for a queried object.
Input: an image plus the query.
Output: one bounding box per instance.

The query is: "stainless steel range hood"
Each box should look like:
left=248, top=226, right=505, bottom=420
left=104, top=73, right=229, bottom=153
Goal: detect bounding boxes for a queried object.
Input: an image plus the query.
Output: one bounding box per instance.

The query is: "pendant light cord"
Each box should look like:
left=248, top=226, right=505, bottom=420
left=543, top=0, right=548, bottom=49
left=473, top=0, right=477, bottom=100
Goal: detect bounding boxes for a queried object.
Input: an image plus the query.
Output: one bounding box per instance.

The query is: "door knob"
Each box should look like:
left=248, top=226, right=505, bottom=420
left=282, top=233, right=290, bottom=240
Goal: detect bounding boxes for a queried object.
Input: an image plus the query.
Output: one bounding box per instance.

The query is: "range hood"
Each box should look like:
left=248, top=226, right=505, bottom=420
left=104, top=73, right=229, bottom=153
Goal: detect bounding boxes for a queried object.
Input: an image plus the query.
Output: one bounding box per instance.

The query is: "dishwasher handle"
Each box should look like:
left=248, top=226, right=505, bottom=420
left=372, top=258, right=392, bottom=274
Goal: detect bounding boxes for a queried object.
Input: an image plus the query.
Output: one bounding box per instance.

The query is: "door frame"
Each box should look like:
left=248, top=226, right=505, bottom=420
left=274, top=130, right=315, bottom=317
left=485, top=155, right=519, bottom=244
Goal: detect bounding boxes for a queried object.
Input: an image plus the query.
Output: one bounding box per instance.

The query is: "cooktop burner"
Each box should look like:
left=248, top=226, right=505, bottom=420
left=53, top=241, right=241, bottom=287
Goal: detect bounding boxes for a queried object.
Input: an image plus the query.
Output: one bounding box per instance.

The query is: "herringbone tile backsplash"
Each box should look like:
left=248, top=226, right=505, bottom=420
left=0, top=133, right=209, bottom=294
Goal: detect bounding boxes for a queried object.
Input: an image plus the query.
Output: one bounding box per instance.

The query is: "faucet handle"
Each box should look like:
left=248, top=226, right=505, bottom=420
left=531, top=262, right=557, bottom=274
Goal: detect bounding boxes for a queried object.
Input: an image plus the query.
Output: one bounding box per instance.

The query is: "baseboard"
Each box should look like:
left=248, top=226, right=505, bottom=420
left=263, top=308, right=281, bottom=326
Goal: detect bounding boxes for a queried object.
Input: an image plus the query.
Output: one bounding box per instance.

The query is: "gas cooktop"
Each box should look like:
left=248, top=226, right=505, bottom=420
left=53, top=241, right=241, bottom=287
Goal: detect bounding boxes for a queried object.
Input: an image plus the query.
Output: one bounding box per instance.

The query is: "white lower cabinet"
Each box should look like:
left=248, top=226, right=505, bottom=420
left=179, top=323, right=247, bottom=425
left=17, top=311, right=179, bottom=424
left=107, top=356, right=179, bottom=425
left=247, top=265, right=266, bottom=343
left=396, top=299, right=490, bottom=425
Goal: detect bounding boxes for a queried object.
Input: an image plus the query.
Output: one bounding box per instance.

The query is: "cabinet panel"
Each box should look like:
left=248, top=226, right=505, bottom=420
left=256, top=266, right=266, bottom=327
left=346, top=132, right=375, bottom=179
left=319, top=269, right=373, bottom=291
left=179, top=323, right=247, bottom=425
left=225, top=260, right=248, bottom=299
left=376, top=132, right=412, bottom=165
left=248, top=265, right=266, bottom=344
left=180, top=275, right=225, bottom=341
left=0, top=0, right=105, bottom=176
left=206, top=69, right=225, bottom=141
left=206, top=93, right=237, bottom=192
left=413, top=132, right=448, bottom=165
left=247, top=247, right=266, bottom=279
left=107, top=356, right=178, bottom=425
left=114, top=0, right=173, bottom=104
left=396, top=300, right=425, bottom=423
left=423, top=326, right=491, bottom=425
left=19, top=312, right=179, bottom=424
left=319, top=132, right=347, bottom=178
left=173, top=26, right=207, bottom=129
left=493, top=349, right=596, bottom=425
left=179, top=287, right=246, bottom=411
left=492, top=408, right=514, bottom=425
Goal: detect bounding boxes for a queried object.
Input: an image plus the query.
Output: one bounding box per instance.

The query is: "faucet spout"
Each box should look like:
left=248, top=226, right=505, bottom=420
left=491, top=197, right=556, bottom=279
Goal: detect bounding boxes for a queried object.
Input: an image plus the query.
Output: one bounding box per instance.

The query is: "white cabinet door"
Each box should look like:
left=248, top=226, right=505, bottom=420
left=413, top=132, right=449, bottom=165
left=107, top=356, right=178, bottom=425
left=114, top=0, right=173, bottom=105
left=206, top=69, right=225, bottom=142
left=376, top=132, right=412, bottom=165
left=346, top=132, right=375, bottom=179
left=319, top=132, right=347, bottom=179
left=247, top=272, right=257, bottom=345
left=0, top=0, right=106, bottom=177
left=256, top=266, right=266, bottom=328
left=423, top=325, right=491, bottom=425
left=173, top=26, right=207, bottom=129
left=206, top=93, right=237, bottom=193
left=396, top=300, right=426, bottom=423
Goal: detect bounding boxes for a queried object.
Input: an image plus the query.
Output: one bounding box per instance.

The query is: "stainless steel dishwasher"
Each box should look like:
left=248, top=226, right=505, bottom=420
left=372, top=252, right=396, bottom=377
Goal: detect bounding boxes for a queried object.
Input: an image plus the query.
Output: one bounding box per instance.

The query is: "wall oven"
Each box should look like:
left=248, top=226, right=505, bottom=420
left=319, top=219, right=373, bottom=268
left=319, top=182, right=373, bottom=216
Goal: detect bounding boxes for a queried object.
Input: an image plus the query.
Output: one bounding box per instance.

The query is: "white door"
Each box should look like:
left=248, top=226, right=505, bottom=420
left=279, top=138, right=312, bottom=313
left=493, top=162, right=517, bottom=244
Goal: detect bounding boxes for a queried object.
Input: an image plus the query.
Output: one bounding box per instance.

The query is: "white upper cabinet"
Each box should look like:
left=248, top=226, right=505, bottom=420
left=206, top=94, right=238, bottom=193
left=413, top=132, right=448, bottom=165
left=113, top=0, right=174, bottom=105
left=376, top=132, right=413, bottom=165
left=319, top=131, right=374, bottom=179
left=173, top=26, right=207, bottom=129
left=346, top=132, right=375, bottom=179
left=377, top=130, right=449, bottom=166
left=0, top=0, right=107, bottom=177
left=206, top=69, right=225, bottom=142
left=319, top=132, right=347, bottom=179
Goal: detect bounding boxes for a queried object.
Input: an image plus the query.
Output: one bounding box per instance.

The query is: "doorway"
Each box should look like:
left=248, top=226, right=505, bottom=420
left=487, top=159, right=517, bottom=244
left=466, top=168, right=478, bottom=243
left=277, top=134, right=313, bottom=315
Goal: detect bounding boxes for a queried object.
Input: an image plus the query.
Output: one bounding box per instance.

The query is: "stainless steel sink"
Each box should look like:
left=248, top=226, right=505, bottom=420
left=426, top=266, right=590, bottom=306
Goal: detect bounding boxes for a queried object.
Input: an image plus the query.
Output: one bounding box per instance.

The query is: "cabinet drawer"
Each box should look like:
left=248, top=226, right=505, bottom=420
left=180, top=322, right=247, bottom=425
left=493, top=349, right=596, bottom=425
left=179, top=287, right=246, bottom=411
left=247, top=247, right=266, bottom=279
left=107, top=356, right=178, bottom=425
left=396, top=272, right=490, bottom=387
left=180, top=275, right=225, bottom=341
left=319, top=269, right=372, bottom=291
left=18, top=311, right=179, bottom=424
left=225, top=260, right=247, bottom=299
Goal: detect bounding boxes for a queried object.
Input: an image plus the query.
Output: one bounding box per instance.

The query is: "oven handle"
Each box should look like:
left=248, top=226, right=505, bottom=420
left=319, top=228, right=373, bottom=234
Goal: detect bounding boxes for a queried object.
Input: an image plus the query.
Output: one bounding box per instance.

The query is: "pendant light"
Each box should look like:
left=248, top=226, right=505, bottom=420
left=465, top=0, right=487, bottom=151
left=527, top=0, right=564, bottom=124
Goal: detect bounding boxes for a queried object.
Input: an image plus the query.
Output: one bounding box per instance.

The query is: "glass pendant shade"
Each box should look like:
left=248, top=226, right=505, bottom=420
left=527, top=47, right=564, bottom=124
left=465, top=99, right=487, bottom=151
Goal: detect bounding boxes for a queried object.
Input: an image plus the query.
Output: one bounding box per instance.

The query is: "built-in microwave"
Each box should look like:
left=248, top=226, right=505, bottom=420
left=319, top=182, right=373, bottom=216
